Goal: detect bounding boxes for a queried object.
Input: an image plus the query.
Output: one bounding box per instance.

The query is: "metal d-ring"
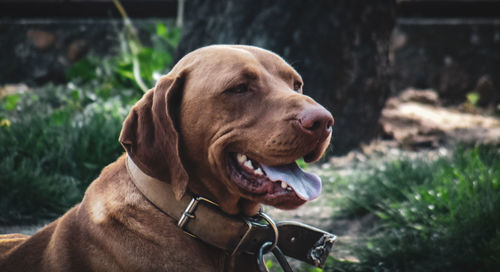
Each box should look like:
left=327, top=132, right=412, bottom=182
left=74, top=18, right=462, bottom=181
left=258, top=212, right=278, bottom=252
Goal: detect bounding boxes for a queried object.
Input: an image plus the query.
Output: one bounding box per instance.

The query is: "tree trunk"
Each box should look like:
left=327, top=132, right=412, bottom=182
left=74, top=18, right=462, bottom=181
left=177, top=0, right=396, bottom=154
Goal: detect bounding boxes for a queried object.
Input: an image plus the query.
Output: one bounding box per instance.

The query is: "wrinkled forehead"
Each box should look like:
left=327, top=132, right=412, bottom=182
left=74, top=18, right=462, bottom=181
left=175, top=45, right=301, bottom=90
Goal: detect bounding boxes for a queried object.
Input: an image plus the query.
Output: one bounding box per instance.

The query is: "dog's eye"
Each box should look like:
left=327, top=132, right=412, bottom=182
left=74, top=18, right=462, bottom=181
left=226, top=84, right=249, bottom=94
left=293, top=81, right=302, bottom=91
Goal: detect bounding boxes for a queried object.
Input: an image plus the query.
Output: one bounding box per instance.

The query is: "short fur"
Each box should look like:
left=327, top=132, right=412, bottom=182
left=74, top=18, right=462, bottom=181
left=0, top=45, right=333, bottom=272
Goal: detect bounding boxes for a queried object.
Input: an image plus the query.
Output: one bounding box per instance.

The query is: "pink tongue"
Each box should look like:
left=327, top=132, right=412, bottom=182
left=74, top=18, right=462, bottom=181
left=260, top=162, right=322, bottom=200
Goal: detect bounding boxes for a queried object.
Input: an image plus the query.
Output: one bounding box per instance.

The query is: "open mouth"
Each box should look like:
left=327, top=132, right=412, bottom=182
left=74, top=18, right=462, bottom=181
left=228, top=152, right=322, bottom=206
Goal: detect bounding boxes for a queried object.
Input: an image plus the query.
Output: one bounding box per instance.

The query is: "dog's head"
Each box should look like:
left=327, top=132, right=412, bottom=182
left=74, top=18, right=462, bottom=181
left=120, top=45, right=333, bottom=215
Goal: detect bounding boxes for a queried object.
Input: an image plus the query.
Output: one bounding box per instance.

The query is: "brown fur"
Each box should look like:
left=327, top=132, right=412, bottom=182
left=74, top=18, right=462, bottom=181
left=0, top=45, right=333, bottom=271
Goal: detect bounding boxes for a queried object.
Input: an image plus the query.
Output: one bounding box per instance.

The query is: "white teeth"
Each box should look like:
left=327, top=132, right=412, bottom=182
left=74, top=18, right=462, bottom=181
left=237, top=154, right=247, bottom=164
left=236, top=153, right=266, bottom=177
left=286, top=187, right=292, bottom=191
left=281, top=181, right=288, bottom=189
left=243, top=160, right=253, bottom=169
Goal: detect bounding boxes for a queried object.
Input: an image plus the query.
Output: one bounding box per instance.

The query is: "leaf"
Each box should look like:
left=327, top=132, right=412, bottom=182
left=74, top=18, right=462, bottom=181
left=265, top=259, right=274, bottom=268
left=2, top=94, right=20, bottom=111
left=0, top=117, right=11, bottom=128
left=466, top=92, right=480, bottom=106
left=156, top=22, right=167, bottom=37
left=296, top=158, right=308, bottom=169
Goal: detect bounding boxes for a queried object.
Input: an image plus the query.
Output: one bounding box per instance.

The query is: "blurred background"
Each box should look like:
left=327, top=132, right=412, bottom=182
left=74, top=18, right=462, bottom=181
left=0, top=0, right=499, bottom=271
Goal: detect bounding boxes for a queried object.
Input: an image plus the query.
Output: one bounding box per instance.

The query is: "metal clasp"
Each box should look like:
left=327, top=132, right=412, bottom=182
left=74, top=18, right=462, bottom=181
left=177, top=196, right=218, bottom=237
left=177, top=196, right=255, bottom=256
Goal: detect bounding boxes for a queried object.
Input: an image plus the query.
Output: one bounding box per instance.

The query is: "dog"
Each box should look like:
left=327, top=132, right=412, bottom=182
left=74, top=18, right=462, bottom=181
left=0, top=45, right=333, bottom=271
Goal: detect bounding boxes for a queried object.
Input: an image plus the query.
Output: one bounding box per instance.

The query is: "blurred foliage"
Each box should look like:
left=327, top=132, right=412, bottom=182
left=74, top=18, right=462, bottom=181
left=463, top=91, right=480, bottom=113
left=466, top=92, right=480, bottom=106
left=66, top=22, right=180, bottom=101
left=325, top=143, right=500, bottom=272
left=0, top=84, right=128, bottom=223
left=296, top=158, right=308, bottom=169
left=265, top=258, right=324, bottom=272
left=0, top=22, right=179, bottom=224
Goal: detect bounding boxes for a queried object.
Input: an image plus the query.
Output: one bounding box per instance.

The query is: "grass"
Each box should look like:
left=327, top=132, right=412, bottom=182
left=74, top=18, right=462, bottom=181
left=0, top=85, right=130, bottom=223
left=324, top=143, right=500, bottom=272
left=0, top=22, right=180, bottom=224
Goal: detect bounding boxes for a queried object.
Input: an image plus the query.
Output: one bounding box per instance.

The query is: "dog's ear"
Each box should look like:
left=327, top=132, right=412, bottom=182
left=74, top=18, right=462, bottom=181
left=119, top=73, right=188, bottom=200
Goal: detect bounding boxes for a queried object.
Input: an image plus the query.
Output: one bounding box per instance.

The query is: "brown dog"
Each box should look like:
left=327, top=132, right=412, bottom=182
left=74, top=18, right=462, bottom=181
left=0, top=45, right=333, bottom=271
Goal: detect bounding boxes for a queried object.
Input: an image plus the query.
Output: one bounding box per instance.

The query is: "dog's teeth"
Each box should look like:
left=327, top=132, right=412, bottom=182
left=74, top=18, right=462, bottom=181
left=286, top=187, right=292, bottom=191
left=243, top=160, right=253, bottom=169
left=237, top=154, right=247, bottom=164
left=281, top=181, right=288, bottom=189
left=254, top=168, right=264, bottom=176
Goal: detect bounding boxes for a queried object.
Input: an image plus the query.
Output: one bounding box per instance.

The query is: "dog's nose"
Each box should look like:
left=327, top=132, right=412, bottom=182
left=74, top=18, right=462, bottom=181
left=298, top=106, right=334, bottom=135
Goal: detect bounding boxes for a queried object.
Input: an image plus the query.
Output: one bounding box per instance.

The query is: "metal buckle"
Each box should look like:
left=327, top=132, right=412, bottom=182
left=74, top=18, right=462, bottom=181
left=177, top=196, right=218, bottom=238
left=177, top=198, right=281, bottom=258
left=177, top=196, right=254, bottom=256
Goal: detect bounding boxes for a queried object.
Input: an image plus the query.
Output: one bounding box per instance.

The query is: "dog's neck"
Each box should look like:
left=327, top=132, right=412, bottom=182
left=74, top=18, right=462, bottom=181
left=125, top=154, right=336, bottom=268
left=126, top=154, right=267, bottom=255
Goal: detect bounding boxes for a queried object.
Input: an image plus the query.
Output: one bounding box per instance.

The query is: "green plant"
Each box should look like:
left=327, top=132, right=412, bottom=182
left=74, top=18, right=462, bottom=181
left=296, top=158, right=309, bottom=169
left=325, top=144, right=500, bottom=272
left=463, top=91, right=481, bottom=113
left=0, top=12, right=180, bottom=224
left=466, top=92, right=480, bottom=106
left=66, top=22, right=180, bottom=100
left=0, top=85, right=131, bottom=224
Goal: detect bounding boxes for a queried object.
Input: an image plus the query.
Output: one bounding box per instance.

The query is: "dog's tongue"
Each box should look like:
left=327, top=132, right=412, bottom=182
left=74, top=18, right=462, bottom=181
left=261, top=162, right=321, bottom=200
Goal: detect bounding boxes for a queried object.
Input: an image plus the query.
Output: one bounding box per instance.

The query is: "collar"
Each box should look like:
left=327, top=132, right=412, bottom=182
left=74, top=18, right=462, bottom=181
left=126, top=154, right=336, bottom=268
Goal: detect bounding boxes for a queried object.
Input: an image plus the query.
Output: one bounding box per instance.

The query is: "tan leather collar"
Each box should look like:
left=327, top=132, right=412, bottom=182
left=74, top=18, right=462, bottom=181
left=126, top=154, right=259, bottom=254
left=126, top=154, right=336, bottom=267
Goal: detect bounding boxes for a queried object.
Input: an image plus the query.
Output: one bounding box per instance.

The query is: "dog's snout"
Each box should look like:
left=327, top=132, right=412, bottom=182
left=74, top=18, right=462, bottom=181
left=298, top=107, right=334, bottom=134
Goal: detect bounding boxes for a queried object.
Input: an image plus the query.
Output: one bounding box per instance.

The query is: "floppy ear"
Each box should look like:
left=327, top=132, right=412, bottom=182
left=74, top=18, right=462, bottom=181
left=119, top=74, right=188, bottom=200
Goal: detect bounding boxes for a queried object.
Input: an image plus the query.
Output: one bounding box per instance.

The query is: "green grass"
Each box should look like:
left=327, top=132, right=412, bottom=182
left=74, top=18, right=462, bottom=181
left=0, top=85, right=130, bottom=223
left=0, top=22, right=179, bottom=224
left=325, top=144, right=500, bottom=272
